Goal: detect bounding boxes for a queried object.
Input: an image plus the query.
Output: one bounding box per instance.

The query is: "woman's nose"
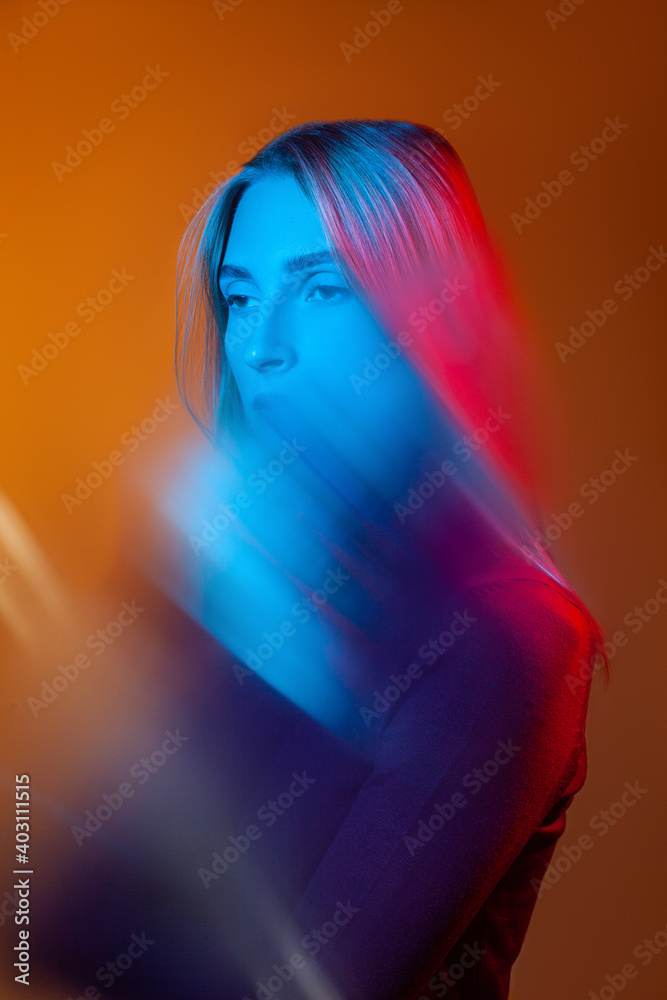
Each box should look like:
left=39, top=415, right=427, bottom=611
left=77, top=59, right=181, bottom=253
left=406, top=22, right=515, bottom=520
left=242, top=312, right=296, bottom=373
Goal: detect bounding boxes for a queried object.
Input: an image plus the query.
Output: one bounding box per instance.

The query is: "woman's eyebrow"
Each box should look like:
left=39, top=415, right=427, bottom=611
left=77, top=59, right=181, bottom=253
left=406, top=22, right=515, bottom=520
left=219, top=249, right=336, bottom=281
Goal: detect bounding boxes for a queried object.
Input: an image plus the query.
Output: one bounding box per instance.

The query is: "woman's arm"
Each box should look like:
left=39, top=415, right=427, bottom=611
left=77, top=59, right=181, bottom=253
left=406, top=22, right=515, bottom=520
left=253, top=576, right=596, bottom=1000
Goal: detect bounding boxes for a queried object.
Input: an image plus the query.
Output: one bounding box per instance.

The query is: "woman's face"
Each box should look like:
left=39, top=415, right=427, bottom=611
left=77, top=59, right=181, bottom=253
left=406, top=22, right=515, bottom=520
left=219, top=174, right=443, bottom=503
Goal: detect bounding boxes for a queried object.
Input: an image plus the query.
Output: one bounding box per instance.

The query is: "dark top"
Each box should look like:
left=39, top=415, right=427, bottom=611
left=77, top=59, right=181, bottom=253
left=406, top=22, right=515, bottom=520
left=214, top=553, right=598, bottom=999
left=30, top=551, right=598, bottom=1000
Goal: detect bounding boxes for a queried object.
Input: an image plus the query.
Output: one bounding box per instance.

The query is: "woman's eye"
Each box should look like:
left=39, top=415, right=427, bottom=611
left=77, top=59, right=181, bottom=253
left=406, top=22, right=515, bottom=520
left=305, top=284, right=352, bottom=303
left=224, top=293, right=255, bottom=310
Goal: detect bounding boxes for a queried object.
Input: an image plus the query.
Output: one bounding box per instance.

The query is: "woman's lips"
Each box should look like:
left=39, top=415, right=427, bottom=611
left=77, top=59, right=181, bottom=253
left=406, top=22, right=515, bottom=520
left=251, top=391, right=282, bottom=412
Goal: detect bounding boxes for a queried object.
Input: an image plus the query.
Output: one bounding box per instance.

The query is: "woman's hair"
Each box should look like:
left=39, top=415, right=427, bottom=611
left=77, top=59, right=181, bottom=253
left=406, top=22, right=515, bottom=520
left=175, top=118, right=609, bottom=682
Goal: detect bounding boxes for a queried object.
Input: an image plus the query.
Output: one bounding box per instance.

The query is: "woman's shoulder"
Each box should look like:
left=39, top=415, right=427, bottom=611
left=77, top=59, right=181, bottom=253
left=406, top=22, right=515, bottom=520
left=463, top=553, right=596, bottom=636
left=445, top=555, right=601, bottom=708
left=373, top=553, right=601, bottom=739
left=371, top=554, right=599, bottom=820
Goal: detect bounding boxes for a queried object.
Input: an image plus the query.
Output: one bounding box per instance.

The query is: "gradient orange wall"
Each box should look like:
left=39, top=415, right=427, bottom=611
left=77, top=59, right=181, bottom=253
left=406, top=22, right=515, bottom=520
left=1, top=1, right=665, bottom=997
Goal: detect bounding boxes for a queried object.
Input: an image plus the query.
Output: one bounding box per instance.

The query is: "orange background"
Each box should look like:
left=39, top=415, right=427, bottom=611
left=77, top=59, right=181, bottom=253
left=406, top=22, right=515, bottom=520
left=1, top=1, right=666, bottom=997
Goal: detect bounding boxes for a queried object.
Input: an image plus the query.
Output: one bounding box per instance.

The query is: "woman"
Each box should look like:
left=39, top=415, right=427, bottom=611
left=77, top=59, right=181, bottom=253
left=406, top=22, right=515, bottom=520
left=175, top=120, right=608, bottom=999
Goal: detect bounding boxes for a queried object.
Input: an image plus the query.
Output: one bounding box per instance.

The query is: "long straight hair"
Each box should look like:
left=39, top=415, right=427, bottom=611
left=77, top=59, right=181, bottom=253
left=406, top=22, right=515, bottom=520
left=175, top=118, right=609, bottom=681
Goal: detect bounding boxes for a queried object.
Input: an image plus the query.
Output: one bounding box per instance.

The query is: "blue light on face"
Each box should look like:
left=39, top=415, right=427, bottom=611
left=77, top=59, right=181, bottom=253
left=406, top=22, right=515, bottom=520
left=160, top=176, right=471, bottom=733
left=220, top=176, right=447, bottom=497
